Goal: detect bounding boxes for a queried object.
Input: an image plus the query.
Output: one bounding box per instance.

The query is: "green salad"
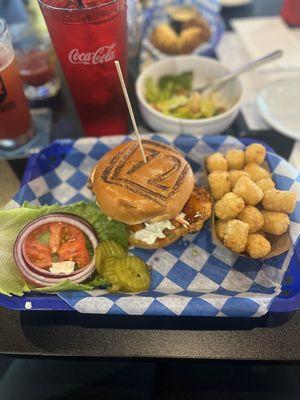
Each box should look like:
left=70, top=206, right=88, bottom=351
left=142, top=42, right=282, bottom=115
left=144, top=71, right=225, bottom=120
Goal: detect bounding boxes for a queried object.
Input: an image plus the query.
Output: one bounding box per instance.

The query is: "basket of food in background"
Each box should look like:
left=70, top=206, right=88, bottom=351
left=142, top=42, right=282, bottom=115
left=140, top=0, right=224, bottom=69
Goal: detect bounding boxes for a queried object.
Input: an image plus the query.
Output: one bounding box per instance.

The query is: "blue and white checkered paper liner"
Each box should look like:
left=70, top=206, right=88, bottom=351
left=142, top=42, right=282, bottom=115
left=140, top=0, right=224, bottom=71
left=14, top=134, right=300, bottom=317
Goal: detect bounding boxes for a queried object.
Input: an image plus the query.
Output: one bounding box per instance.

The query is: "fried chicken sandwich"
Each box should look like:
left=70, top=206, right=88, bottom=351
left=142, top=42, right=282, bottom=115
left=90, top=139, right=211, bottom=249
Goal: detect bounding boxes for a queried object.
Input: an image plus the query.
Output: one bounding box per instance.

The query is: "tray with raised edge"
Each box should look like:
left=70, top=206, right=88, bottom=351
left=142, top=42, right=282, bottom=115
left=0, top=135, right=299, bottom=315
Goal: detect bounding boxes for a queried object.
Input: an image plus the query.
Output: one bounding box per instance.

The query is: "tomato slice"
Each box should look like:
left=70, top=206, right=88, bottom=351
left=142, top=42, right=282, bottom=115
left=58, top=242, right=90, bottom=268
left=24, top=241, right=52, bottom=269
left=49, top=223, right=63, bottom=253
left=57, top=225, right=90, bottom=268
left=27, top=224, right=49, bottom=242
left=24, top=222, right=91, bottom=270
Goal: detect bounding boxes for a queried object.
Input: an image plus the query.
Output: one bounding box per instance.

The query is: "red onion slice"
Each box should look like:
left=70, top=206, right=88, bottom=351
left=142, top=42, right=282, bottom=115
left=13, top=213, right=99, bottom=287
left=19, top=214, right=97, bottom=278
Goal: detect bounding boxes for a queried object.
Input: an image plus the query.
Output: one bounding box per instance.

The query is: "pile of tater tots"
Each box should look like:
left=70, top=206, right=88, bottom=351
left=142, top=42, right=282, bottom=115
left=206, top=143, right=297, bottom=259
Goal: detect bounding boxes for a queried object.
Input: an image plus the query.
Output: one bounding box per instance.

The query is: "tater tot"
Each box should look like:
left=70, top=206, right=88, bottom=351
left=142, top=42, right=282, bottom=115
left=224, top=219, right=249, bottom=253
left=229, top=170, right=250, bottom=187
left=238, top=206, right=264, bottom=233
left=214, top=192, right=245, bottom=220
left=206, top=152, right=228, bottom=173
left=256, top=178, right=275, bottom=192
left=244, top=163, right=270, bottom=182
left=233, top=176, right=264, bottom=206
left=208, top=171, right=231, bottom=200
left=246, top=234, right=271, bottom=258
left=215, top=219, right=228, bottom=241
left=261, top=210, right=290, bottom=235
left=225, top=149, right=245, bottom=170
left=245, top=143, right=266, bottom=165
left=262, top=190, right=297, bottom=214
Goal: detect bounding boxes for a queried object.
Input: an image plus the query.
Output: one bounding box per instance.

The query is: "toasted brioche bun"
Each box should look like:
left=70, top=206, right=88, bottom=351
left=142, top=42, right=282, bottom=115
left=128, top=186, right=212, bottom=249
left=91, top=139, right=195, bottom=225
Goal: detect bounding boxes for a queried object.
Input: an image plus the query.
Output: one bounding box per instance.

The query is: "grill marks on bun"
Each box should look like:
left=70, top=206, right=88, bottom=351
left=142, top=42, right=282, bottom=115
left=99, top=140, right=189, bottom=206
left=91, top=140, right=195, bottom=225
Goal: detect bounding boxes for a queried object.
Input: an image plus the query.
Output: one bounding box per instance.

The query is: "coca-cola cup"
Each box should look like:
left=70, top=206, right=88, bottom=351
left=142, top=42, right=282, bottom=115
left=38, top=0, right=128, bottom=136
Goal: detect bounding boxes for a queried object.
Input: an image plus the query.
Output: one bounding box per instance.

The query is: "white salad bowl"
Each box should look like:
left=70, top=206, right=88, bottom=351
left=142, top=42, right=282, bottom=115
left=136, top=55, right=243, bottom=135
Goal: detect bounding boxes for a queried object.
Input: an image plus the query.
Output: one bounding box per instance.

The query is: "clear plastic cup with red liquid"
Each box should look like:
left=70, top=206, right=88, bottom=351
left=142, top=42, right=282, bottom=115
left=16, top=47, right=56, bottom=87
left=0, top=19, right=34, bottom=150
left=38, top=0, right=128, bottom=136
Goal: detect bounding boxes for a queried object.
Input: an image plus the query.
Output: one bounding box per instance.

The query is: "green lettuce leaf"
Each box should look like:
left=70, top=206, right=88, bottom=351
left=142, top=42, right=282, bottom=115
left=158, top=71, right=193, bottom=93
left=145, top=77, right=160, bottom=103
left=174, top=71, right=193, bottom=91
left=23, top=201, right=128, bottom=248
left=0, top=201, right=127, bottom=296
left=32, top=276, right=109, bottom=294
left=156, top=95, right=189, bottom=114
left=32, top=280, right=95, bottom=293
left=87, top=275, right=109, bottom=289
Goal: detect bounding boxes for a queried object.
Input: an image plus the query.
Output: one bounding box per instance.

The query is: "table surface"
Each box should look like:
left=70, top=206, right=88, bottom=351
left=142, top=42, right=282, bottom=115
left=3, top=0, right=300, bottom=362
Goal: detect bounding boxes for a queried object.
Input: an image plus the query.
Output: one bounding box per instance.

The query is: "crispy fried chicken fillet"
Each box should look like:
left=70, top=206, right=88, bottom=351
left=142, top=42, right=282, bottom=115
left=128, top=186, right=212, bottom=249
left=90, top=139, right=212, bottom=249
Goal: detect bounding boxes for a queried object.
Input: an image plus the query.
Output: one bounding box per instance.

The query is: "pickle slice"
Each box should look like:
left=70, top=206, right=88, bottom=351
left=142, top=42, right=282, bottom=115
left=102, top=258, right=122, bottom=293
left=101, top=240, right=127, bottom=258
left=95, top=247, right=151, bottom=293
left=95, top=247, right=106, bottom=274
left=95, top=240, right=126, bottom=274
left=114, top=256, right=151, bottom=292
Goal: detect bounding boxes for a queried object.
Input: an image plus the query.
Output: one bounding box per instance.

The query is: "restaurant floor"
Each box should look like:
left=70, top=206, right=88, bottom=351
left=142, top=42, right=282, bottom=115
left=0, top=357, right=300, bottom=399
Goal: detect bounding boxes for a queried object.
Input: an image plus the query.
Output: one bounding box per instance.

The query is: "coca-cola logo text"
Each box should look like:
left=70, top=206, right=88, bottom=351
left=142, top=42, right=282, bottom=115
left=68, top=43, right=116, bottom=65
